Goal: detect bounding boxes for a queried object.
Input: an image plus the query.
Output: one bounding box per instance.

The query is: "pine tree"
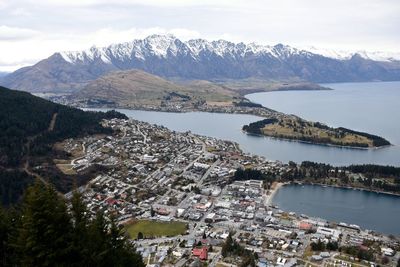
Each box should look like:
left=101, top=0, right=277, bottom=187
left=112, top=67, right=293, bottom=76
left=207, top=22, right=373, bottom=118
left=137, top=231, right=144, bottom=239
left=86, top=211, right=109, bottom=266
left=0, top=206, right=11, bottom=266
left=70, top=190, right=90, bottom=265
left=221, top=234, right=234, bottom=257
left=16, top=181, right=74, bottom=266
left=2, top=181, right=145, bottom=267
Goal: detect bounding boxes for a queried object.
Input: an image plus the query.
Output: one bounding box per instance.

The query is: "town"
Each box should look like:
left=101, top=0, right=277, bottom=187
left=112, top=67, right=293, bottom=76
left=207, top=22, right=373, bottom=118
left=59, top=118, right=399, bottom=267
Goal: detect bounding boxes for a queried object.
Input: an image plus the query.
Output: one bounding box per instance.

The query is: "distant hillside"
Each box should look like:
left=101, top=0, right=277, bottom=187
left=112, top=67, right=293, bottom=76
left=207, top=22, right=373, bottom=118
left=71, top=69, right=238, bottom=107
left=0, top=72, right=8, bottom=78
left=0, top=86, right=126, bottom=205
left=1, top=35, right=399, bottom=93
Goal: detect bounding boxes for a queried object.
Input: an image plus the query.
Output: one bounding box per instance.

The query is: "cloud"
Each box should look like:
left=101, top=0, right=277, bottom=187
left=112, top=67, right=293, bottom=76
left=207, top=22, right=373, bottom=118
left=0, top=26, right=202, bottom=71
left=0, top=0, right=399, bottom=71
left=83, top=27, right=201, bottom=47
left=10, top=8, right=32, bottom=16
left=0, top=62, right=34, bottom=72
left=0, top=0, right=8, bottom=9
left=26, top=0, right=238, bottom=8
left=0, top=25, right=39, bottom=41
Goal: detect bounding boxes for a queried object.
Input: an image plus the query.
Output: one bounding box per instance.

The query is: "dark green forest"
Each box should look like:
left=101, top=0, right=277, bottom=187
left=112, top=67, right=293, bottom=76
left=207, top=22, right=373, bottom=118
left=0, top=86, right=127, bottom=205
left=242, top=118, right=278, bottom=135
left=0, top=181, right=144, bottom=267
left=233, top=168, right=265, bottom=181
left=0, top=86, right=126, bottom=167
left=234, top=101, right=263, bottom=108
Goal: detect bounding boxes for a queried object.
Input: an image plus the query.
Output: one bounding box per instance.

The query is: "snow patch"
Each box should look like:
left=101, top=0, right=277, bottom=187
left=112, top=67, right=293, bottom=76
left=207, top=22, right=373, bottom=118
left=59, top=35, right=400, bottom=65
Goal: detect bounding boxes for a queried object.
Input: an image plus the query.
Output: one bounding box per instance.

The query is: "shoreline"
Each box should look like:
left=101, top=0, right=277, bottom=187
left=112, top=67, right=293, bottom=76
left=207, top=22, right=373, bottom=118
left=82, top=104, right=278, bottom=117
left=295, top=181, right=400, bottom=198
left=274, top=182, right=400, bottom=236
left=86, top=105, right=392, bottom=151
left=241, top=130, right=386, bottom=150
left=265, top=182, right=284, bottom=206
left=86, top=107, right=400, bottom=168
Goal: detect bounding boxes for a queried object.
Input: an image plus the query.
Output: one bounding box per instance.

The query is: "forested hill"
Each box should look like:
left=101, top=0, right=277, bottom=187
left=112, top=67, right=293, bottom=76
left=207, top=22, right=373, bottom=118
left=0, top=86, right=127, bottom=205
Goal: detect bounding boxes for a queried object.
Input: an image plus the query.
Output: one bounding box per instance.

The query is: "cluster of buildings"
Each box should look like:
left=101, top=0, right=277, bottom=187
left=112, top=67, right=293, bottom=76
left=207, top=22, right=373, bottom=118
left=61, top=118, right=399, bottom=267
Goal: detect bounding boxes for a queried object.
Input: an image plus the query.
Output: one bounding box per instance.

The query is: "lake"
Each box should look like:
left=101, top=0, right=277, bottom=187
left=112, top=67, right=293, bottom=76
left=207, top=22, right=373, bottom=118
left=247, top=81, right=400, bottom=166
left=93, top=82, right=400, bottom=166
left=272, top=184, right=400, bottom=235
left=247, top=81, right=400, bottom=145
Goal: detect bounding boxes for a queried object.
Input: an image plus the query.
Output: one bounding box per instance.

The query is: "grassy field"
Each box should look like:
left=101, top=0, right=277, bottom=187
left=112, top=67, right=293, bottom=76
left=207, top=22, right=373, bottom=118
left=125, top=220, right=187, bottom=239
left=55, top=163, right=77, bottom=175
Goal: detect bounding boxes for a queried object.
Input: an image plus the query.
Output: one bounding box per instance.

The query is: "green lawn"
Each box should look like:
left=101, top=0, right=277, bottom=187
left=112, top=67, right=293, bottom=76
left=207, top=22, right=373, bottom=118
left=125, top=220, right=187, bottom=239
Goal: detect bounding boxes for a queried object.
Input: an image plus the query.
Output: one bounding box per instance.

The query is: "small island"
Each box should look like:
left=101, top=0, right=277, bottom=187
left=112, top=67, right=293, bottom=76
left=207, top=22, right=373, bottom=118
left=242, top=117, right=391, bottom=148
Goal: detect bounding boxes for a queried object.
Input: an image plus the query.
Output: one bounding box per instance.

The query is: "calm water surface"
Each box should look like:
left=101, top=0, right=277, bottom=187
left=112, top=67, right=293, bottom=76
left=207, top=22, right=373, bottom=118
left=272, top=184, right=400, bottom=235
left=90, top=81, right=400, bottom=166
left=247, top=81, right=400, bottom=145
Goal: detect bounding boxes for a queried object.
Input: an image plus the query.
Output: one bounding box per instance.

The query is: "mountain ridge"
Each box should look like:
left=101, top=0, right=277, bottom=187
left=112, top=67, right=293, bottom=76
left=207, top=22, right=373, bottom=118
left=1, top=34, right=400, bottom=93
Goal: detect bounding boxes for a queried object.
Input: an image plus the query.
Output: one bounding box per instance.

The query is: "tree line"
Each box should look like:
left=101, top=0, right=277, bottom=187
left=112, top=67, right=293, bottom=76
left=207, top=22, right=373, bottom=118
left=233, top=161, right=400, bottom=194
left=242, top=118, right=278, bottom=135
left=0, top=181, right=144, bottom=267
left=234, top=101, right=263, bottom=108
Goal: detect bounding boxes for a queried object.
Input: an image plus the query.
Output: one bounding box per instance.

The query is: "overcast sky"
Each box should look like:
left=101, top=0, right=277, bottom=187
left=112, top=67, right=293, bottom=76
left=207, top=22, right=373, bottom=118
left=0, top=0, right=399, bottom=71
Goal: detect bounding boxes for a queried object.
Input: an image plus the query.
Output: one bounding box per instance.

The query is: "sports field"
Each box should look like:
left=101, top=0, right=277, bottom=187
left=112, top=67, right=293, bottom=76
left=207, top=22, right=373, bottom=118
left=125, top=220, right=187, bottom=239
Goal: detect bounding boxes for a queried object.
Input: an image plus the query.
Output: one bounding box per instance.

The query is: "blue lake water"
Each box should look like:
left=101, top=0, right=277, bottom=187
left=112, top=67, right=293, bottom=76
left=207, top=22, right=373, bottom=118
left=247, top=81, right=400, bottom=145
left=272, top=184, right=400, bottom=235
left=246, top=81, right=400, bottom=166
left=93, top=81, right=400, bottom=166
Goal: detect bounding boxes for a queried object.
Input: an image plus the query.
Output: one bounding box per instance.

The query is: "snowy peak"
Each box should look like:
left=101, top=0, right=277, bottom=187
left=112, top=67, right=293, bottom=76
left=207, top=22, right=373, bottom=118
left=59, top=36, right=308, bottom=64
left=143, top=34, right=179, bottom=57
left=60, top=46, right=111, bottom=64
left=304, top=46, right=400, bottom=62
left=59, top=35, right=399, bottom=66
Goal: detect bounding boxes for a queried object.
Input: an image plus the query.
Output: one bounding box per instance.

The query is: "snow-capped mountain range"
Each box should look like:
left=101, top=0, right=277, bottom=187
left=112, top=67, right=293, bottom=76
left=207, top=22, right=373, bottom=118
left=1, top=34, right=400, bottom=93
left=59, top=34, right=313, bottom=63
left=59, top=34, right=400, bottom=64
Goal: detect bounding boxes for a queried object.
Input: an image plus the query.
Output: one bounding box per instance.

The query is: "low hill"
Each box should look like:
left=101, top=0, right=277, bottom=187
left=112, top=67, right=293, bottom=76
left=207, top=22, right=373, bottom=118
left=0, top=86, right=126, bottom=205
left=71, top=69, right=238, bottom=108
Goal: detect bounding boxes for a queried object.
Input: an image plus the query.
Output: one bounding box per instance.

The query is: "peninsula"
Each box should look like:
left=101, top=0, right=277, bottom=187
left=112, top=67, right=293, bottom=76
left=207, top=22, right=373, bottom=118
left=242, top=117, right=391, bottom=148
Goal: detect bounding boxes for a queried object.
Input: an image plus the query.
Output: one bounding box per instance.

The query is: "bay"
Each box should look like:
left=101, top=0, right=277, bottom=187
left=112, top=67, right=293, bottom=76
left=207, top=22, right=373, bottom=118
left=272, top=184, right=400, bottom=235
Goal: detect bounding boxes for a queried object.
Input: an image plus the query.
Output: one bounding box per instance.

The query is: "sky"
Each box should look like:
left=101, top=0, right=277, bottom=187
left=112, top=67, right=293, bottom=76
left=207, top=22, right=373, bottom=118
left=0, top=0, right=399, bottom=72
